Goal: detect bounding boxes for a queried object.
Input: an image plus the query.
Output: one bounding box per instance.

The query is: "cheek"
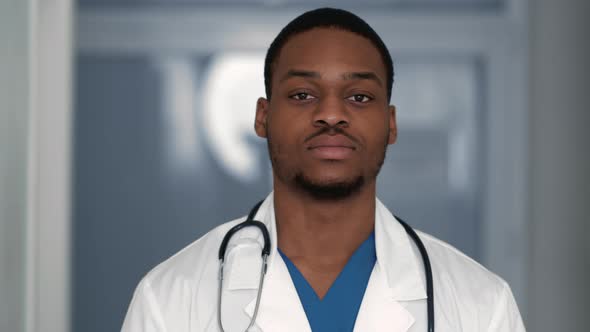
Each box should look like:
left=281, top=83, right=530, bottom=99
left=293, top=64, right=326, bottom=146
left=267, top=112, right=308, bottom=146
left=266, top=125, right=297, bottom=159
left=357, top=115, right=390, bottom=145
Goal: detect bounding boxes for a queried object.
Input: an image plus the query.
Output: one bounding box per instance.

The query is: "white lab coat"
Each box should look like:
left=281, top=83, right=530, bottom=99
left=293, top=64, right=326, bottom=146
left=121, top=193, right=525, bottom=332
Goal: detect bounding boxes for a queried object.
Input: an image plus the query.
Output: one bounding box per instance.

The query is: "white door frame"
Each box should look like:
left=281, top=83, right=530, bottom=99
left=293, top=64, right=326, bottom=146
left=27, top=1, right=73, bottom=332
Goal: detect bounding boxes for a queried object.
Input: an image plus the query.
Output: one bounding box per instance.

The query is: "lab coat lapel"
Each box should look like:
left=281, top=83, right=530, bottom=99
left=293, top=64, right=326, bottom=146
left=243, top=253, right=311, bottom=332
left=226, top=196, right=426, bottom=332
left=353, top=263, right=415, bottom=332
left=227, top=193, right=311, bottom=332
left=374, top=199, right=427, bottom=301
left=353, top=199, right=428, bottom=332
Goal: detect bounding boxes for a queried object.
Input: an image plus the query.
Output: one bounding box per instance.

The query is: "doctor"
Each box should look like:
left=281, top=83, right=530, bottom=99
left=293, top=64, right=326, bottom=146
left=122, top=8, right=525, bottom=332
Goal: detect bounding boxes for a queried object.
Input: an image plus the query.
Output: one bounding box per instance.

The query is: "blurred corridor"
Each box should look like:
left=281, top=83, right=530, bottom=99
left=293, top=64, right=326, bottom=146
left=1, top=0, right=588, bottom=331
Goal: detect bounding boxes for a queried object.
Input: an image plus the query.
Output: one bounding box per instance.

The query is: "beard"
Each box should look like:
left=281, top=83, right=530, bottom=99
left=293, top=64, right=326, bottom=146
left=267, top=126, right=389, bottom=201
left=293, top=171, right=365, bottom=201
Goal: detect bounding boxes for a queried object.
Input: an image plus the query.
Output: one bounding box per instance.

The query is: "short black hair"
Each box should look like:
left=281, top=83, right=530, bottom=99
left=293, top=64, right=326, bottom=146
left=264, top=8, right=394, bottom=102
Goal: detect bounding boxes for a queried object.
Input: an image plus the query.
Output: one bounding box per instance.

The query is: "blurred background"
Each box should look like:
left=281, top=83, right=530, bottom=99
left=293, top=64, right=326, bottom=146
left=1, top=0, right=588, bottom=331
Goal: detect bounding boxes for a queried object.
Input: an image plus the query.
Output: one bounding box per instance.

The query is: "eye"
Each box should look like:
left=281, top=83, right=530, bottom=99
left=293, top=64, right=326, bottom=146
left=289, top=92, right=315, bottom=101
left=347, top=94, right=373, bottom=103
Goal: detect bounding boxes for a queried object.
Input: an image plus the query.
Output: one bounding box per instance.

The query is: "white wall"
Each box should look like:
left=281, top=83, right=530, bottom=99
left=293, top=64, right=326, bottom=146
left=528, top=0, right=590, bottom=330
left=0, top=1, right=73, bottom=332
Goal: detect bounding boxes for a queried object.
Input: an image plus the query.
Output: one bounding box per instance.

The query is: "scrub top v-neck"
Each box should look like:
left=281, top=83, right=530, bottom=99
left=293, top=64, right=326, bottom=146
left=278, top=232, right=376, bottom=332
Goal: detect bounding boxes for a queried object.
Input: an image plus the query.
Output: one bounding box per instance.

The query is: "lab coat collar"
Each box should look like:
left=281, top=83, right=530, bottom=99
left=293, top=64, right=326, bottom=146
left=374, top=199, right=428, bottom=301
left=229, top=192, right=426, bottom=330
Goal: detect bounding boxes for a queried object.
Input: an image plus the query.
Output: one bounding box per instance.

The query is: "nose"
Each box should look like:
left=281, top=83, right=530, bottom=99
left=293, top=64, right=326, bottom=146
left=312, top=95, right=349, bottom=129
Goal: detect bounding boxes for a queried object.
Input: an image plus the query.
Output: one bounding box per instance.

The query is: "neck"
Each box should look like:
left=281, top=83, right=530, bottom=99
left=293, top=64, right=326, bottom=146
left=273, top=176, right=376, bottom=263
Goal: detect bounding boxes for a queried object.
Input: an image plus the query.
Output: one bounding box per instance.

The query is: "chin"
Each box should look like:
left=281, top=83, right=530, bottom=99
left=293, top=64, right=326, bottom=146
left=294, top=172, right=365, bottom=201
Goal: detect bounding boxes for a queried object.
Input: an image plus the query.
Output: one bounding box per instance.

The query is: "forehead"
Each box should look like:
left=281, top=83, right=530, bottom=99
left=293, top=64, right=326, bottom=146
left=273, top=28, right=387, bottom=80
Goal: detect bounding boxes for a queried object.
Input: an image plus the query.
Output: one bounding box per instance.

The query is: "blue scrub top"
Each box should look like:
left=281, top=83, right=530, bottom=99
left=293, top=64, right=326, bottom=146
left=278, top=232, right=376, bottom=332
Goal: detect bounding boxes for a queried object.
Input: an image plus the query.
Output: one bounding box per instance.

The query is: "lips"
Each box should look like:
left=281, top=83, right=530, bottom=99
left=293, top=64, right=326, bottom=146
left=306, top=135, right=356, bottom=160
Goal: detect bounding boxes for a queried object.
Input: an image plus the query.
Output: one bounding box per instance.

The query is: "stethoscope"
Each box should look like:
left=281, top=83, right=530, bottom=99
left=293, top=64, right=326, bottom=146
left=218, top=200, right=435, bottom=332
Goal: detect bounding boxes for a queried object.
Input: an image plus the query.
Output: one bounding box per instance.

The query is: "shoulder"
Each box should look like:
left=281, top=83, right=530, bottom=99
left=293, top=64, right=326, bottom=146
left=417, top=231, right=524, bottom=330
left=418, top=230, right=504, bottom=289
left=122, top=217, right=246, bottom=331
left=143, top=216, right=246, bottom=287
left=130, top=217, right=246, bottom=313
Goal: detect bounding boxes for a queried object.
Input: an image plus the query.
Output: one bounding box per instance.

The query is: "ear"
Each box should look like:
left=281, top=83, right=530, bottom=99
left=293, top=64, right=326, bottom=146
left=255, top=97, right=270, bottom=138
left=387, top=105, right=397, bottom=145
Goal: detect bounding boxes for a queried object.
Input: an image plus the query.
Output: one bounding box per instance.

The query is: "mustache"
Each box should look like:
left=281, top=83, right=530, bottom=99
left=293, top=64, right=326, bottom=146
left=304, top=125, right=360, bottom=146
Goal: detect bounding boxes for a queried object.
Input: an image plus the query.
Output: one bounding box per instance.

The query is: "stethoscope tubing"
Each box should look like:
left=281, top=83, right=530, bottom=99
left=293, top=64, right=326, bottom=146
left=218, top=200, right=435, bottom=332
left=396, top=217, right=435, bottom=332
left=218, top=200, right=270, bottom=332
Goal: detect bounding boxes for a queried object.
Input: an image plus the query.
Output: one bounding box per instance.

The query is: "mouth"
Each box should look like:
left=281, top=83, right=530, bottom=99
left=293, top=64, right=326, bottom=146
left=308, top=146, right=355, bottom=160
left=306, top=135, right=357, bottom=160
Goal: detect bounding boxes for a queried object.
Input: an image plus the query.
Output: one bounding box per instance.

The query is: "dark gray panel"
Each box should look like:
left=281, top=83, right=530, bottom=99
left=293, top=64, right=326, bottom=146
left=73, top=55, right=271, bottom=332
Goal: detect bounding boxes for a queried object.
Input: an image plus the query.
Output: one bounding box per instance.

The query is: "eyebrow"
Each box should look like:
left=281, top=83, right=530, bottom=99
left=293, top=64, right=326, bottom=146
left=279, top=69, right=383, bottom=87
left=279, top=69, right=321, bottom=82
left=342, top=71, right=383, bottom=87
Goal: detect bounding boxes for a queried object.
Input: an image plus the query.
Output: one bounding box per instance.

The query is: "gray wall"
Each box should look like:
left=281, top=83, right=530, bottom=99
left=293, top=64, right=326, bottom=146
left=528, top=0, right=590, bottom=330
left=0, top=1, right=30, bottom=331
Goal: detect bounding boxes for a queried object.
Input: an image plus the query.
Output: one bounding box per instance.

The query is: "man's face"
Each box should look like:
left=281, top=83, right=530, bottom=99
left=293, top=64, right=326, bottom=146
left=255, top=27, right=397, bottom=199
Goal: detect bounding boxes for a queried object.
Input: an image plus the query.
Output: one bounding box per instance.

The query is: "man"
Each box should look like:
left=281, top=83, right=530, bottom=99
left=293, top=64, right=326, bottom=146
left=122, top=8, right=525, bottom=332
